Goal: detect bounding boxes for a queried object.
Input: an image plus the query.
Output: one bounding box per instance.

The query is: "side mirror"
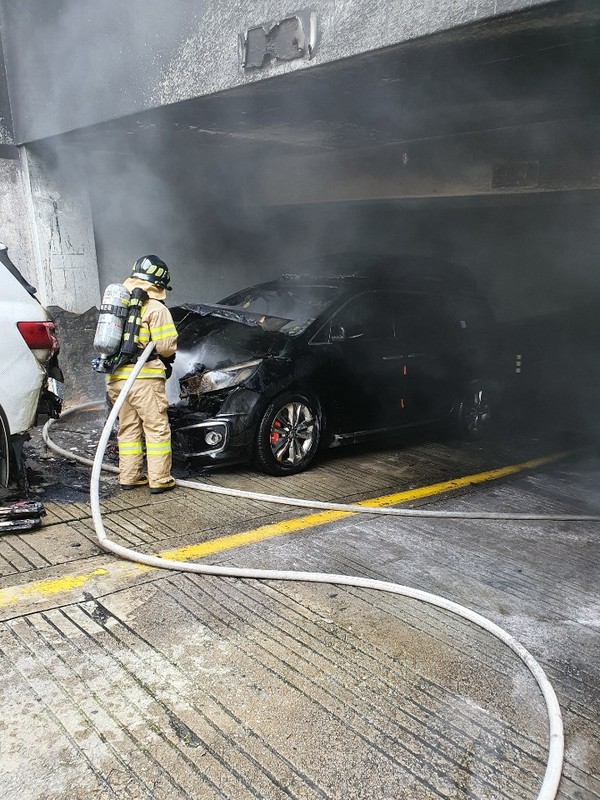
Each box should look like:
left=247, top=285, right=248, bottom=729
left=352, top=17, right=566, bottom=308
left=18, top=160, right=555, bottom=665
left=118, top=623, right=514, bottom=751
left=330, top=322, right=364, bottom=342
left=330, top=323, right=346, bottom=342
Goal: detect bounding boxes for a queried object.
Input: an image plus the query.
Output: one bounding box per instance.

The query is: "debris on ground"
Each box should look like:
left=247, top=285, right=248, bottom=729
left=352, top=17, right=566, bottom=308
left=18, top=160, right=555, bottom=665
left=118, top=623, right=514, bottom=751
left=0, top=410, right=116, bottom=505
left=0, top=500, right=46, bottom=534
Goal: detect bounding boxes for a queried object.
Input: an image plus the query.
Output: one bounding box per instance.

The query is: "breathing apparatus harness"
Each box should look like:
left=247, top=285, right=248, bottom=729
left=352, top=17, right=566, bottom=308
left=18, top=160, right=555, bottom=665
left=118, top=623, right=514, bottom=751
left=92, top=287, right=148, bottom=374
left=92, top=255, right=171, bottom=375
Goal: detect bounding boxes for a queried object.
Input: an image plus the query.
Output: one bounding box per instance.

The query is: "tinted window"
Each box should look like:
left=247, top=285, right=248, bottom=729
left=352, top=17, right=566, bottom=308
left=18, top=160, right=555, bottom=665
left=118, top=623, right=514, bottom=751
left=331, top=292, right=394, bottom=342
left=219, top=284, right=340, bottom=336
left=390, top=294, right=452, bottom=348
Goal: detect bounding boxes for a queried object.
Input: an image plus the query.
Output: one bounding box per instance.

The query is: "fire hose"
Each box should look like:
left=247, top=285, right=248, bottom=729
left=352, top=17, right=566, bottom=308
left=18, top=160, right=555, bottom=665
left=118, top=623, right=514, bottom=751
left=43, top=342, right=568, bottom=799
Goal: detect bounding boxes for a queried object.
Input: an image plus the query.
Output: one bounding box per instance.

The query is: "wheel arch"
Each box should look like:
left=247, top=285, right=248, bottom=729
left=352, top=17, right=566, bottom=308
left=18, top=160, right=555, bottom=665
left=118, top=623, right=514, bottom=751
left=249, top=381, right=325, bottom=439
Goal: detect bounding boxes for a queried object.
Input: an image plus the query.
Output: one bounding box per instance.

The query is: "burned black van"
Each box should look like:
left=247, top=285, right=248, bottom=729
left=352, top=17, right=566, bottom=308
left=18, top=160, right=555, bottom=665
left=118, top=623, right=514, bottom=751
left=167, top=255, right=499, bottom=475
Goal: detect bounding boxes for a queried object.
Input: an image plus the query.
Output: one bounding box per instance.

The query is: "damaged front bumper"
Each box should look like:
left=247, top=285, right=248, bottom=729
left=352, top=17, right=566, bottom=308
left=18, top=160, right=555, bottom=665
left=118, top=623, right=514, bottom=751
left=169, top=389, right=264, bottom=468
left=173, top=417, right=230, bottom=458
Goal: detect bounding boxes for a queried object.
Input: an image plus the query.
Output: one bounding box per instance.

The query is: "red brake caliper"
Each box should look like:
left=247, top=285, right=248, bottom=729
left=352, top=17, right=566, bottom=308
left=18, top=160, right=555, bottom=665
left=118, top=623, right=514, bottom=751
left=270, top=419, right=282, bottom=445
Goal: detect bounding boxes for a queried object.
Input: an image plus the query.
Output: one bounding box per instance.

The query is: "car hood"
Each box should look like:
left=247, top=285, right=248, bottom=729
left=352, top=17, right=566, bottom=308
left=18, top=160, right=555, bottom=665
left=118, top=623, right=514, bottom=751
left=180, top=302, right=292, bottom=333
left=167, top=305, right=289, bottom=402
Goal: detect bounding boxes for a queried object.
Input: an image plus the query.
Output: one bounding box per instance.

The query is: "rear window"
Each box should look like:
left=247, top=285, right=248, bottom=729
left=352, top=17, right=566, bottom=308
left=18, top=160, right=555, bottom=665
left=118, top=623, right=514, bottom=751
left=219, top=284, right=341, bottom=335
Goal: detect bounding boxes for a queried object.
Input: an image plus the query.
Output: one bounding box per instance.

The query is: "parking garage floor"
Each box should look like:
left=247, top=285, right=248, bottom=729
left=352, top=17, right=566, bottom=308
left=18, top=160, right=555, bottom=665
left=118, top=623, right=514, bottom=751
left=0, top=413, right=599, bottom=800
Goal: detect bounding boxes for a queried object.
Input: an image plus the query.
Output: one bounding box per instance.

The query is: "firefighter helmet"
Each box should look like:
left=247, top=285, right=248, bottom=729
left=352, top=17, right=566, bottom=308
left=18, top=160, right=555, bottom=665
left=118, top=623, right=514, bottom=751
left=131, top=255, right=171, bottom=290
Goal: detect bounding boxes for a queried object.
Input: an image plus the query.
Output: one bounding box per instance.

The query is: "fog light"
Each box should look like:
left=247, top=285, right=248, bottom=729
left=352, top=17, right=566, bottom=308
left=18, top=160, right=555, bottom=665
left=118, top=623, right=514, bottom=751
left=205, top=431, right=223, bottom=446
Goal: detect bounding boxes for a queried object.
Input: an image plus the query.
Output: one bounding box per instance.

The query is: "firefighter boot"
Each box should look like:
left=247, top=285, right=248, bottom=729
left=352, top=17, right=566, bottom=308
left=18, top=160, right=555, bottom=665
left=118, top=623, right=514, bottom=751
left=150, top=478, right=176, bottom=495
left=120, top=476, right=149, bottom=490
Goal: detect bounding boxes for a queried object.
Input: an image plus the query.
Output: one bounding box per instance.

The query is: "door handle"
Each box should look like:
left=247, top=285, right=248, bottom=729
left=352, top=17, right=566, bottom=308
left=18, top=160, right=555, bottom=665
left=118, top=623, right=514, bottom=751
left=382, top=354, right=403, bottom=361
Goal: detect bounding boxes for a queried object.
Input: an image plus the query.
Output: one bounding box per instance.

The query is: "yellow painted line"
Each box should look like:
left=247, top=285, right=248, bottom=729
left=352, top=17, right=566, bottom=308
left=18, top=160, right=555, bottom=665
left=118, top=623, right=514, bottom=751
left=20, top=568, right=109, bottom=597
left=0, top=449, right=576, bottom=610
left=161, top=450, right=572, bottom=562
left=355, top=450, right=572, bottom=508
left=0, top=568, right=108, bottom=608
left=0, top=563, right=152, bottom=612
left=161, top=509, right=350, bottom=562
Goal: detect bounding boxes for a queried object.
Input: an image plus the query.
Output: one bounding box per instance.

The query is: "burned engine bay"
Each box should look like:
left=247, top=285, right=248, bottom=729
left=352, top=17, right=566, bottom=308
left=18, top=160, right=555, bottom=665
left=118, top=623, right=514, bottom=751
left=171, top=303, right=290, bottom=408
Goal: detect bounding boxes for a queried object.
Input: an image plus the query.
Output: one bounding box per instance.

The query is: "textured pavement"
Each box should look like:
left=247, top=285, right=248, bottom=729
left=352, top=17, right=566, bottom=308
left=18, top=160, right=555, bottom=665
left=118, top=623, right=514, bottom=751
left=0, top=414, right=598, bottom=799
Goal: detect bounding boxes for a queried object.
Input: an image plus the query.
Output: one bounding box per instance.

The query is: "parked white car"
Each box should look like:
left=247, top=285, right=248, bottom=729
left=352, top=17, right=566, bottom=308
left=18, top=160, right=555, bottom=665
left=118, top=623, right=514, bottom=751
left=0, top=242, right=63, bottom=487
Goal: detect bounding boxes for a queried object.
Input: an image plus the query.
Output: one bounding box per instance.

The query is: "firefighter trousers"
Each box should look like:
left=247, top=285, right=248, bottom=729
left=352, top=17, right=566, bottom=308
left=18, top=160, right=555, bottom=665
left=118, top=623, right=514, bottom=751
left=107, top=378, right=174, bottom=488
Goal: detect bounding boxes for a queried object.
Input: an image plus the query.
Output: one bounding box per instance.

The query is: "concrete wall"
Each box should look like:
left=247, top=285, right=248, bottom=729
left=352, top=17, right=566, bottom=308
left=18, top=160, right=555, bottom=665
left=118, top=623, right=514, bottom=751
left=0, top=154, right=37, bottom=285
left=258, top=122, right=600, bottom=206
left=1, top=0, right=555, bottom=143
left=0, top=148, right=100, bottom=313
left=19, top=147, right=100, bottom=312
left=0, top=20, right=12, bottom=145
left=0, top=12, right=36, bottom=285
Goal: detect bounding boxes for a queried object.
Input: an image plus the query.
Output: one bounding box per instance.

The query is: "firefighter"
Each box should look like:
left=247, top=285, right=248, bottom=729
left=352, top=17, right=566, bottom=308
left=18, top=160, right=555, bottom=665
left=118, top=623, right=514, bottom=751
left=106, top=255, right=178, bottom=493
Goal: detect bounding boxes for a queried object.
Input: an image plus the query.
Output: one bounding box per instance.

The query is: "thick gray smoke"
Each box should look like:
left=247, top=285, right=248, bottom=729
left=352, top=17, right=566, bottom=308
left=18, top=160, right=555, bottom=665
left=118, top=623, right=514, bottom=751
left=4, top=0, right=600, bottom=319
left=3, top=0, right=600, bottom=434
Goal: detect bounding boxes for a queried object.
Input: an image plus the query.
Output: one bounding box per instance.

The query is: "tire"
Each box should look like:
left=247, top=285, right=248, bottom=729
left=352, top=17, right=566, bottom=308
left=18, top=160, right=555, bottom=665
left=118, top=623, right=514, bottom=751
left=0, top=406, right=10, bottom=488
left=456, top=382, right=493, bottom=440
left=254, top=392, right=321, bottom=476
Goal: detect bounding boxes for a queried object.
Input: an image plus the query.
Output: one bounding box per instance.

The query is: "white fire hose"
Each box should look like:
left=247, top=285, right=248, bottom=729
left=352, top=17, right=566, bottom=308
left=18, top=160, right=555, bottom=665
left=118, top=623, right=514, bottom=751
left=44, top=343, right=567, bottom=799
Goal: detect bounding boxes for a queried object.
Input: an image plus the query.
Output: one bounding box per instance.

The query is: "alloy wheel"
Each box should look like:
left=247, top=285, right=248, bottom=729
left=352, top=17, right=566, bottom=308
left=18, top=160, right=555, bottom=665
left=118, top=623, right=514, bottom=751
left=463, top=388, right=490, bottom=436
left=269, top=401, right=316, bottom=466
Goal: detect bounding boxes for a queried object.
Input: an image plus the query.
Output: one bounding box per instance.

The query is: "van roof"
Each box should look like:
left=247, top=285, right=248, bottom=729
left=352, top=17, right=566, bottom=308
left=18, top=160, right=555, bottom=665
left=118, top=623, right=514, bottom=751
left=278, top=253, right=478, bottom=294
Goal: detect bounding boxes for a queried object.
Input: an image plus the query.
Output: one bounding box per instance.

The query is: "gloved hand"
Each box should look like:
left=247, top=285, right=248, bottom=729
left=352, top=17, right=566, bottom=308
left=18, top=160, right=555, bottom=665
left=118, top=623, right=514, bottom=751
left=160, top=354, right=176, bottom=379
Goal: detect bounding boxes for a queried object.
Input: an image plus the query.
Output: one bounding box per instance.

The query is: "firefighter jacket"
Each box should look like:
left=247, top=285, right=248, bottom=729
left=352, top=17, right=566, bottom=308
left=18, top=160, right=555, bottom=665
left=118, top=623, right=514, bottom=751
left=107, top=278, right=178, bottom=383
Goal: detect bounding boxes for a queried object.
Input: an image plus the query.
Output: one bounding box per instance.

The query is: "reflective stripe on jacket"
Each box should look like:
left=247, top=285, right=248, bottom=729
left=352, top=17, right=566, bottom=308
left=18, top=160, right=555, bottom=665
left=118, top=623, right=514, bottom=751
left=107, top=296, right=178, bottom=383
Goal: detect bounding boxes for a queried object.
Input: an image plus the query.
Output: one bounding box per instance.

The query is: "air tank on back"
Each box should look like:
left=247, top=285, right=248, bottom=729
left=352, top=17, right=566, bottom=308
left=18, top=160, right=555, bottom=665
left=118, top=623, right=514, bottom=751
left=93, top=283, right=130, bottom=355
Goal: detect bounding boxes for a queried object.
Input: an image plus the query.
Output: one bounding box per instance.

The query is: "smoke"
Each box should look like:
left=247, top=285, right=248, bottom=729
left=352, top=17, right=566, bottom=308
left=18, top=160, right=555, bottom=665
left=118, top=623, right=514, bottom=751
left=78, top=128, right=600, bottom=329
left=4, top=0, right=600, bottom=320
left=3, top=0, right=600, bottom=434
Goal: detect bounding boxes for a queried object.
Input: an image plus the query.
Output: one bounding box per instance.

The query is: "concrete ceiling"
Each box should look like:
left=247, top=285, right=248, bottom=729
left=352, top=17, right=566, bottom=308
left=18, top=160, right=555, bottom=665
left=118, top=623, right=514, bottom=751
left=54, top=0, right=600, bottom=159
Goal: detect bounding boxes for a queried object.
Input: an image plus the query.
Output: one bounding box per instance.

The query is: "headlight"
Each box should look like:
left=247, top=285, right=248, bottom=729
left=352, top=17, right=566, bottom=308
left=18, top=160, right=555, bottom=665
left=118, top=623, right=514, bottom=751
left=198, top=359, right=262, bottom=394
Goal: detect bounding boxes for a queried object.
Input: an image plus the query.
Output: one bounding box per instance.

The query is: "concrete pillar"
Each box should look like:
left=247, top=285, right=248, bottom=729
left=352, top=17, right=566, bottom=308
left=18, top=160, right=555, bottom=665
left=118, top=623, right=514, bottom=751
left=0, top=153, right=37, bottom=284
left=20, top=146, right=100, bottom=312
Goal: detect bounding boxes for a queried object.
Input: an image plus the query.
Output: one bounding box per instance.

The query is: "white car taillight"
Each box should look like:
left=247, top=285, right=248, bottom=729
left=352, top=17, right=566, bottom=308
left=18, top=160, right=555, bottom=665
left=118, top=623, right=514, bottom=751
left=17, top=321, right=59, bottom=362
